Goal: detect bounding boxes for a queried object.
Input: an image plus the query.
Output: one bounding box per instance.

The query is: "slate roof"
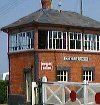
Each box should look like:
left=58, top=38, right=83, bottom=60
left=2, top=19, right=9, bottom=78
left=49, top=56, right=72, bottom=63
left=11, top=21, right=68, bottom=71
left=2, top=9, right=100, bottom=30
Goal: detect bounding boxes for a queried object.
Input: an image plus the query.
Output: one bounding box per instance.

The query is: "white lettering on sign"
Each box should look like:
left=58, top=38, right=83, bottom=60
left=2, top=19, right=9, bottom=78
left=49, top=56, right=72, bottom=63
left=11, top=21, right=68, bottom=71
left=64, top=57, right=89, bottom=62
left=41, top=62, right=52, bottom=70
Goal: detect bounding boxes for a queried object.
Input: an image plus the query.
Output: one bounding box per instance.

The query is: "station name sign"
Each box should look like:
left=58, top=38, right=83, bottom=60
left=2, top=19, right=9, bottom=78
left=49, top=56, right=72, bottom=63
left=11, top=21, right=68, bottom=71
left=64, top=56, right=89, bottom=62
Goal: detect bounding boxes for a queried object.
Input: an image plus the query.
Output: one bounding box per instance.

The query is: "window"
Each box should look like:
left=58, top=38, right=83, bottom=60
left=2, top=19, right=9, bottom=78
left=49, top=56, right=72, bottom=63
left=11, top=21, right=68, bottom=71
left=82, top=67, right=95, bottom=81
left=69, top=32, right=82, bottom=51
left=9, top=31, right=34, bottom=52
left=38, top=30, right=48, bottom=49
left=56, top=67, right=70, bottom=82
left=48, top=31, right=67, bottom=50
left=57, top=70, right=68, bottom=82
left=84, top=34, right=100, bottom=51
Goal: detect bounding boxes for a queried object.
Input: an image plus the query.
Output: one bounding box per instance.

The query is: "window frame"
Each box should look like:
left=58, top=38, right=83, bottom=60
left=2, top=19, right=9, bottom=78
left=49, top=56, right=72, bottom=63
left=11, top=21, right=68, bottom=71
left=82, top=67, right=95, bottom=82
left=9, top=31, right=34, bottom=52
left=56, top=67, right=70, bottom=82
left=69, top=32, right=82, bottom=51
left=84, top=34, right=100, bottom=52
left=48, top=31, right=67, bottom=50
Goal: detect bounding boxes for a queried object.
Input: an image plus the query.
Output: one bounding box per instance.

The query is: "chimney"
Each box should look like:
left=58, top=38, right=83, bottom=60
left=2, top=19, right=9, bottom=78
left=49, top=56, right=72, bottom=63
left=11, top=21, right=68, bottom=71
left=41, top=0, right=52, bottom=9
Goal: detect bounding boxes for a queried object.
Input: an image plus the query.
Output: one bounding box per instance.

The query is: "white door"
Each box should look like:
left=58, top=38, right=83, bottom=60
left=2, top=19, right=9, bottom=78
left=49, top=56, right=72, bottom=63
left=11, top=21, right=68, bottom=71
left=25, top=72, right=32, bottom=102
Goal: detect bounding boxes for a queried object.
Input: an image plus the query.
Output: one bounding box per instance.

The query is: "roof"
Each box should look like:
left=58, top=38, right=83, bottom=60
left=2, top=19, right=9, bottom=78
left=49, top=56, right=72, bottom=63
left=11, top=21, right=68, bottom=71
left=2, top=9, right=100, bottom=30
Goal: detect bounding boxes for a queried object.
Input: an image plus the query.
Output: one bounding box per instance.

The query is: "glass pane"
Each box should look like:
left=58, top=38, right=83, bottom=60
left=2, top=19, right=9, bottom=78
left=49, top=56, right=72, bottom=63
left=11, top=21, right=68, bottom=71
left=85, top=35, right=87, bottom=40
left=78, top=34, right=81, bottom=40
left=63, top=40, right=66, bottom=49
left=61, top=71, right=63, bottom=75
left=76, top=41, right=81, bottom=49
left=89, top=76, right=92, bottom=81
left=49, top=31, right=52, bottom=38
left=83, top=76, right=85, bottom=80
left=97, top=36, right=99, bottom=41
left=83, top=71, right=85, bottom=75
left=74, top=33, right=77, bottom=39
left=58, top=32, right=61, bottom=38
left=53, top=39, right=55, bottom=49
left=94, top=42, right=96, bottom=50
left=56, top=39, right=60, bottom=49
left=88, top=42, right=90, bottom=50
left=70, top=33, right=73, bottom=39
left=70, top=40, right=75, bottom=49
left=23, top=33, right=25, bottom=37
left=27, top=32, right=31, bottom=38
left=53, top=32, right=57, bottom=38
left=63, top=33, right=66, bottom=49
left=63, top=33, right=66, bottom=39
left=86, top=76, right=88, bottom=80
left=64, top=76, right=66, bottom=81
left=61, top=76, right=63, bottom=81
left=64, top=71, right=66, bottom=75
left=92, top=35, right=96, bottom=41
left=86, top=71, right=88, bottom=75
left=97, top=42, right=99, bottom=50
left=60, top=39, right=62, bottom=49
left=84, top=42, right=87, bottom=50
left=49, top=39, right=52, bottom=48
left=89, top=71, right=91, bottom=75
left=89, top=35, right=91, bottom=40
left=91, top=42, right=94, bottom=50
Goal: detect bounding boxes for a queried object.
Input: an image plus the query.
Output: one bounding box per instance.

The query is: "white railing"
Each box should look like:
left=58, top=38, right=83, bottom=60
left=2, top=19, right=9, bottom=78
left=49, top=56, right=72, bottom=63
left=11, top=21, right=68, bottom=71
left=41, top=77, right=100, bottom=105
left=32, top=77, right=100, bottom=105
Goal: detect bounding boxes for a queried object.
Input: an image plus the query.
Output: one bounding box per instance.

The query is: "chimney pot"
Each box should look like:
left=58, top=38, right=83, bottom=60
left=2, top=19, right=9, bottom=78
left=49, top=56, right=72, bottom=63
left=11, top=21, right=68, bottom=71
left=41, top=0, right=52, bottom=9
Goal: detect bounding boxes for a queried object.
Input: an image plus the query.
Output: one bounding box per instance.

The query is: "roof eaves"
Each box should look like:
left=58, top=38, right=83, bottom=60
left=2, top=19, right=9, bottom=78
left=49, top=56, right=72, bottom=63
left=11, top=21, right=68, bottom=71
left=1, top=20, right=38, bottom=33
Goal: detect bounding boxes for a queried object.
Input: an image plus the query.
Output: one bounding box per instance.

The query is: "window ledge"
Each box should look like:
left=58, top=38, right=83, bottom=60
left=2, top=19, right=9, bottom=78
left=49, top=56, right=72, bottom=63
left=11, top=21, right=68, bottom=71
left=8, top=48, right=34, bottom=54
left=8, top=49, right=100, bottom=55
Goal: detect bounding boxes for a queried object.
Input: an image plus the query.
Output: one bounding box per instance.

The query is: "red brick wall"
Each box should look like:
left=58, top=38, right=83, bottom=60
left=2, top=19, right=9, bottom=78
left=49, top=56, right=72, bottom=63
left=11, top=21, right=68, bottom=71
left=38, top=51, right=100, bottom=82
left=9, top=52, right=34, bottom=95
left=9, top=50, right=100, bottom=95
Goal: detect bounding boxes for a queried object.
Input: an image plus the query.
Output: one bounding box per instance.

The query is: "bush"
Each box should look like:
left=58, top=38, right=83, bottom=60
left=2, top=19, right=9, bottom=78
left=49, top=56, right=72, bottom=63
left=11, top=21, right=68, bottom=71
left=0, top=80, right=8, bottom=104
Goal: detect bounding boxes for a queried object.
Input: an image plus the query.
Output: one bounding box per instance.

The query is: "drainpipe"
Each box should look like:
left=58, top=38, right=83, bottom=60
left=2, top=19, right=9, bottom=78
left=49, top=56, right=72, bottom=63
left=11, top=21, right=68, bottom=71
left=33, top=28, right=39, bottom=82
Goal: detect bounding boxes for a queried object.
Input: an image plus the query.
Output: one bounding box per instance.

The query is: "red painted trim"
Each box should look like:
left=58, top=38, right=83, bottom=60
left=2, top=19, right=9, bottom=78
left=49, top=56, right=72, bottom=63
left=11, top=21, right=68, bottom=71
left=70, top=90, right=77, bottom=102
left=95, top=92, right=100, bottom=104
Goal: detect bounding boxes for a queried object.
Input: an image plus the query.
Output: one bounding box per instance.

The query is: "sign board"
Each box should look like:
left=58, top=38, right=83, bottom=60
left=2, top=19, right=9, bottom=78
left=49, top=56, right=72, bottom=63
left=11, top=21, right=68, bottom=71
left=41, top=62, right=52, bottom=70
left=64, top=56, right=89, bottom=62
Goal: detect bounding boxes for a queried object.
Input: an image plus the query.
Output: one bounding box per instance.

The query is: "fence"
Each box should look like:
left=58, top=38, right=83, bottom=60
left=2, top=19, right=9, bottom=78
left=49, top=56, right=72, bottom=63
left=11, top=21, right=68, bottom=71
left=32, top=77, right=100, bottom=105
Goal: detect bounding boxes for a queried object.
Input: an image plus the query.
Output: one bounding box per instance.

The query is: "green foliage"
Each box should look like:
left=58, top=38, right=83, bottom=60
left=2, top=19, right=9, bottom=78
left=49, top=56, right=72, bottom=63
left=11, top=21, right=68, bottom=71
left=0, top=80, right=8, bottom=104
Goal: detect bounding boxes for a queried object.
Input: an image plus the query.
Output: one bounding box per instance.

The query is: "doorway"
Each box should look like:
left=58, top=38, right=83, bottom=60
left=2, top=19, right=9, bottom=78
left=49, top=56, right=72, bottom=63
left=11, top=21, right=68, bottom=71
left=24, top=70, right=32, bottom=103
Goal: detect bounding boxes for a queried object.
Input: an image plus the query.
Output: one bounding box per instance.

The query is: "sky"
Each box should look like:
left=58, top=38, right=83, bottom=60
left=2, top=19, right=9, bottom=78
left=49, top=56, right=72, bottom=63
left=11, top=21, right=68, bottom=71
left=0, top=0, right=100, bottom=74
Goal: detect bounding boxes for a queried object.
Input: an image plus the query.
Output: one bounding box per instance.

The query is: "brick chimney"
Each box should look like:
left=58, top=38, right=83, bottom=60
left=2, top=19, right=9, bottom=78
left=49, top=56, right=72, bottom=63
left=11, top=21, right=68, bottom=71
left=41, top=0, right=52, bottom=9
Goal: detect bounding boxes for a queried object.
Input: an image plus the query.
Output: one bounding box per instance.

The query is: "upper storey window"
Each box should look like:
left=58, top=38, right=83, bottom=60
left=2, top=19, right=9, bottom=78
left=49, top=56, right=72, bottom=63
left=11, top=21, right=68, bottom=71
left=69, top=32, right=82, bottom=51
left=9, top=31, right=34, bottom=52
left=48, top=31, right=67, bottom=50
left=84, top=34, right=100, bottom=52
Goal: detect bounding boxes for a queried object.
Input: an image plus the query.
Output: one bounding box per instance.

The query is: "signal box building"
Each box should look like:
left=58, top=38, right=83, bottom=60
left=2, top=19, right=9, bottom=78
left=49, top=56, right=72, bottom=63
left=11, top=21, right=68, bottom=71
left=1, top=0, right=100, bottom=104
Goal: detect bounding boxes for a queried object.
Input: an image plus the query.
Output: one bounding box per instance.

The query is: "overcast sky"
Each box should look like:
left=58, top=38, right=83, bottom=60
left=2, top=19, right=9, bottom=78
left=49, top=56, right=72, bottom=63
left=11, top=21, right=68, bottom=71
left=0, top=0, right=100, bottom=74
